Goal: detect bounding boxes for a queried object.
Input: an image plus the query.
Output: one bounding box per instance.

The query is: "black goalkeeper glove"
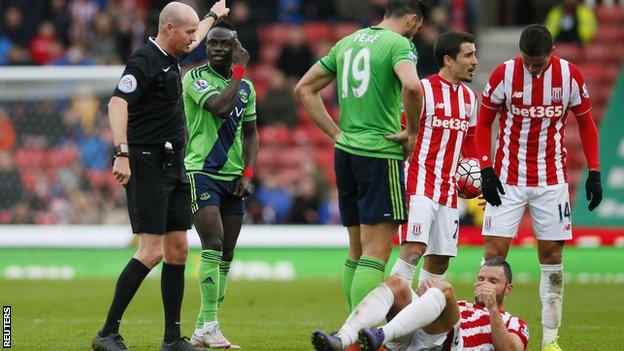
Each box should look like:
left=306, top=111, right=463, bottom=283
left=480, top=167, right=505, bottom=206
left=585, top=170, right=602, bottom=212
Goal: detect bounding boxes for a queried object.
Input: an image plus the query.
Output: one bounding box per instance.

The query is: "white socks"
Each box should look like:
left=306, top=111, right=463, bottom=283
left=418, top=268, right=445, bottom=286
left=540, top=263, right=564, bottom=346
left=381, top=287, right=446, bottom=343
left=336, top=283, right=394, bottom=347
left=390, top=258, right=416, bottom=286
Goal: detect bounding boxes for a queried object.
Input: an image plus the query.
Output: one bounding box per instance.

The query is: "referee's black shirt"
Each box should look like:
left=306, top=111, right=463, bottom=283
left=113, top=37, right=186, bottom=149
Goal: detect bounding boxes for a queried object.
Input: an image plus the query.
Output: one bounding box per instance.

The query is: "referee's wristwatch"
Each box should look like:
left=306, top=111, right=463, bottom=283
left=113, top=143, right=129, bottom=158
left=205, top=11, right=219, bottom=21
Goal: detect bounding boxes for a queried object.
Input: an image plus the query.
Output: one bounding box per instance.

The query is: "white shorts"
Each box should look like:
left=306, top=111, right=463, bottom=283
left=386, top=316, right=461, bottom=351
left=482, top=183, right=572, bottom=241
left=399, top=195, right=459, bottom=257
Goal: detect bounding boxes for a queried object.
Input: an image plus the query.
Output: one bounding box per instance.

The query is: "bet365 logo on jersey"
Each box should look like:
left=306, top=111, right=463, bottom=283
left=510, top=104, right=564, bottom=118
left=432, top=115, right=470, bottom=132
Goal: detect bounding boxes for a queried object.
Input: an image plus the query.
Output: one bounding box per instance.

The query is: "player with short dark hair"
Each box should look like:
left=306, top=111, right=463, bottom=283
left=476, top=23, right=602, bottom=351
left=312, top=258, right=528, bottom=351
left=294, top=0, right=425, bottom=315
left=391, top=31, right=479, bottom=290
left=92, top=2, right=229, bottom=351
left=182, top=21, right=258, bottom=349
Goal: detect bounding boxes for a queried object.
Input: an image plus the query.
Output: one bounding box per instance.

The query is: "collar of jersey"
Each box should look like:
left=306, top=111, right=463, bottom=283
left=148, top=37, right=178, bottom=62
left=204, top=62, right=234, bottom=81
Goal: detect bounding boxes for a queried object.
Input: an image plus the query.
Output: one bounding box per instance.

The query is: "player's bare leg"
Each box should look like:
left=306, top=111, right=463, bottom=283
left=538, top=240, right=565, bottom=350
left=191, top=206, right=232, bottom=349
left=390, top=242, right=426, bottom=287
left=419, top=254, right=451, bottom=287
left=482, top=236, right=513, bottom=261
left=343, top=226, right=362, bottom=312
left=350, top=222, right=397, bottom=308
left=358, top=277, right=455, bottom=351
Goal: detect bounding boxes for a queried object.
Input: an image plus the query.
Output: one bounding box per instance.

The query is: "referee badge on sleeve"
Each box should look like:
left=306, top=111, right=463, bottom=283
left=118, top=74, right=137, bottom=93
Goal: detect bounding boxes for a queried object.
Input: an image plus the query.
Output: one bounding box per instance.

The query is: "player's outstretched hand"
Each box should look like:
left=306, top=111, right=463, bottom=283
left=112, top=156, right=131, bottom=186
left=232, top=39, right=250, bottom=67
left=585, top=170, right=602, bottom=211
left=480, top=167, right=505, bottom=206
left=234, top=176, right=253, bottom=198
left=210, top=0, right=230, bottom=19
left=385, top=130, right=415, bottom=161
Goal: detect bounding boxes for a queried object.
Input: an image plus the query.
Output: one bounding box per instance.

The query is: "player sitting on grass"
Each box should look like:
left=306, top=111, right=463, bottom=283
left=312, top=257, right=528, bottom=351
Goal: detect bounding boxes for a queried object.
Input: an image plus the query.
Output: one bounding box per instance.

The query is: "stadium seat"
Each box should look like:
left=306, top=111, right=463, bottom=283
left=294, top=125, right=331, bottom=146
left=259, top=44, right=282, bottom=64
left=595, top=6, right=624, bottom=24
left=332, top=23, right=360, bottom=41
left=14, top=149, right=46, bottom=169
left=554, top=43, right=584, bottom=62
left=258, top=125, right=295, bottom=146
left=47, top=147, right=79, bottom=168
left=259, top=24, right=294, bottom=46
left=593, top=24, right=624, bottom=43
left=303, top=22, right=333, bottom=44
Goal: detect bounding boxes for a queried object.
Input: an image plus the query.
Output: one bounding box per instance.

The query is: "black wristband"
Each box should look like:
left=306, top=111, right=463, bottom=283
left=206, top=11, right=218, bottom=21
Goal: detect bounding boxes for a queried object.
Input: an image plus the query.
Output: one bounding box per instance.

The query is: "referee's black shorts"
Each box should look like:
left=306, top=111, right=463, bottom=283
left=125, top=144, right=192, bottom=234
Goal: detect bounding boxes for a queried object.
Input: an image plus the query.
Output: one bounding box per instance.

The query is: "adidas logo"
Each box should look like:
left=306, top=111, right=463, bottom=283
left=200, top=192, right=211, bottom=201
left=203, top=276, right=216, bottom=284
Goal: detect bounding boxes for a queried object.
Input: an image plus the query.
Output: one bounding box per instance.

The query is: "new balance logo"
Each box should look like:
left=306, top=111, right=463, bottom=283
left=435, top=102, right=445, bottom=110
left=203, top=276, right=216, bottom=284
left=512, top=91, right=523, bottom=98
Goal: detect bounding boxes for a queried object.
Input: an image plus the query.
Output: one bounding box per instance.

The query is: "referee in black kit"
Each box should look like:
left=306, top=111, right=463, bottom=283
left=92, top=2, right=229, bottom=351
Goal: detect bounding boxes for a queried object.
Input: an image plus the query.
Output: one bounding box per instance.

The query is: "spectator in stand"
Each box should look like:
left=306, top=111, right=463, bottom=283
left=230, top=1, right=260, bottom=64
left=545, top=0, right=597, bottom=45
left=0, top=35, right=13, bottom=65
left=256, top=171, right=293, bottom=223
left=336, top=0, right=370, bottom=25
left=301, top=0, right=336, bottom=21
left=29, top=21, right=64, bottom=65
left=260, top=69, right=299, bottom=127
left=0, top=151, right=23, bottom=210
left=68, top=0, right=100, bottom=43
left=78, top=121, right=111, bottom=171
left=11, top=201, right=35, bottom=224
left=52, top=42, right=95, bottom=65
left=2, top=7, right=31, bottom=48
left=277, top=26, right=313, bottom=79
left=277, top=0, right=303, bottom=24
left=413, top=25, right=441, bottom=78
left=86, top=12, right=120, bottom=64
left=318, top=188, right=341, bottom=224
left=48, top=0, right=71, bottom=45
left=0, top=108, right=16, bottom=151
left=288, top=176, right=321, bottom=224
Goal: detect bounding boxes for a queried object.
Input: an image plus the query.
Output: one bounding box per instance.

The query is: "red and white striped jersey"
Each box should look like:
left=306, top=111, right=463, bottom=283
left=443, top=300, right=529, bottom=351
left=481, top=55, right=592, bottom=186
left=405, top=74, right=477, bottom=208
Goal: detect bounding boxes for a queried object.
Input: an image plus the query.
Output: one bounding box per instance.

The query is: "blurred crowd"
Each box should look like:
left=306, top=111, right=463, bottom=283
left=13, top=1, right=611, bottom=225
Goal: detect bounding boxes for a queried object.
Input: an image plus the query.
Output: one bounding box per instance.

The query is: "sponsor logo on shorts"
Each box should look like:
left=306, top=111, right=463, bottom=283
left=564, top=223, right=571, bottom=231
left=484, top=216, right=492, bottom=230
left=200, top=192, right=211, bottom=201
left=410, top=223, right=422, bottom=236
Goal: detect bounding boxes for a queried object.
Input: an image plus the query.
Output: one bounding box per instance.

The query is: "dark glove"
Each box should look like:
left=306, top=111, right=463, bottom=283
left=480, top=167, right=505, bottom=206
left=585, top=170, right=602, bottom=211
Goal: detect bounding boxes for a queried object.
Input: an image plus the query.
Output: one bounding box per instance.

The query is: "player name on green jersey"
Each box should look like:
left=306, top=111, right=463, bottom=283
left=318, top=26, right=418, bottom=160
left=183, top=64, right=257, bottom=181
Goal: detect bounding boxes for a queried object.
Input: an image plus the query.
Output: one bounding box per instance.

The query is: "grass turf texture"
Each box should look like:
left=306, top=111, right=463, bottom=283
left=2, top=279, right=624, bottom=350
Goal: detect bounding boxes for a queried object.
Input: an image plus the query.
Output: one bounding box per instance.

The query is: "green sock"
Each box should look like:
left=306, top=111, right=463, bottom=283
left=218, top=260, right=232, bottom=305
left=342, top=258, right=359, bottom=312
left=350, top=255, right=386, bottom=310
left=198, top=249, right=222, bottom=327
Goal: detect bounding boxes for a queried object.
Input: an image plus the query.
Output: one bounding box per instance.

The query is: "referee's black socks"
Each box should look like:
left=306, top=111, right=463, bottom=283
left=100, top=258, right=151, bottom=336
left=162, top=262, right=185, bottom=343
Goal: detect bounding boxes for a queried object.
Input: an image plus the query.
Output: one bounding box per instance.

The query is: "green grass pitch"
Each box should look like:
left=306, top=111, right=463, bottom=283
left=2, top=278, right=624, bottom=350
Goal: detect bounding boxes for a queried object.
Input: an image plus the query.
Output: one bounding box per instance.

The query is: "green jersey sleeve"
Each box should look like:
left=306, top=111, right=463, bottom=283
left=391, top=36, right=418, bottom=68
left=243, top=79, right=257, bottom=122
left=318, top=43, right=338, bottom=76
left=183, top=71, right=220, bottom=108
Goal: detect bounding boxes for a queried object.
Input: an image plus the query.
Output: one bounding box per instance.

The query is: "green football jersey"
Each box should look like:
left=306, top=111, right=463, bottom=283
left=183, top=63, right=257, bottom=181
left=318, top=26, right=418, bottom=160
